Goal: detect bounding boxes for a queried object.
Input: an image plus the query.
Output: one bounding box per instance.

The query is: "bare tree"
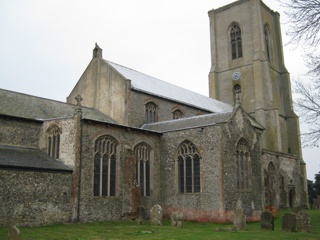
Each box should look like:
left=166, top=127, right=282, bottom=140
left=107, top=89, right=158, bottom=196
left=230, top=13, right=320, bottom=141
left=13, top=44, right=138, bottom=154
left=280, top=0, right=320, bottom=49
left=280, top=0, right=320, bottom=146
left=294, top=80, right=320, bottom=147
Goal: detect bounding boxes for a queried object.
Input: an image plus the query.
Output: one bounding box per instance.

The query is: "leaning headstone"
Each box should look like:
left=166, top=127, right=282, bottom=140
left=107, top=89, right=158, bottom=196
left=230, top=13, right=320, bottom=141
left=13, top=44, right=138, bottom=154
left=261, top=211, right=274, bottom=230
left=234, top=208, right=246, bottom=230
left=282, top=213, right=296, bottom=232
left=150, top=204, right=163, bottom=225
left=136, top=205, right=145, bottom=225
left=171, top=211, right=184, bottom=227
left=296, top=211, right=312, bottom=232
left=8, top=226, right=20, bottom=240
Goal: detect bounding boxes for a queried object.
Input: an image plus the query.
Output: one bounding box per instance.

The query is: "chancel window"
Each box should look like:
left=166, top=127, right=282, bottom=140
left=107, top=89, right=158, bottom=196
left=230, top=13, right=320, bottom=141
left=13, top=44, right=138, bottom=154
left=93, top=135, right=117, bottom=197
left=47, top=124, right=61, bottom=159
left=235, top=138, right=252, bottom=191
left=173, top=109, right=184, bottom=119
left=230, top=24, right=243, bottom=60
left=264, top=24, right=271, bottom=60
left=177, top=141, right=200, bottom=193
left=134, top=143, right=151, bottom=196
left=145, top=101, right=158, bottom=123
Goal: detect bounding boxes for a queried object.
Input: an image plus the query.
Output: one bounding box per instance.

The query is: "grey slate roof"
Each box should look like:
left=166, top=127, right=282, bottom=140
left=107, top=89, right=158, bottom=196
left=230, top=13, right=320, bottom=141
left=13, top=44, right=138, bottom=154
left=0, top=145, right=72, bottom=172
left=0, top=89, right=114, bottom=123
left=142, top=112, right=231, bottom=132
left=107, top=61, right=233, bottom=113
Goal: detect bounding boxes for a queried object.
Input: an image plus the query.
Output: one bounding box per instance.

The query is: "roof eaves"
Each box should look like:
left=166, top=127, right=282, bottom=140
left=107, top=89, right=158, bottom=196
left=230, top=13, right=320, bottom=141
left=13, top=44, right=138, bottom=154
left=0, top=164, right=73, bottom=173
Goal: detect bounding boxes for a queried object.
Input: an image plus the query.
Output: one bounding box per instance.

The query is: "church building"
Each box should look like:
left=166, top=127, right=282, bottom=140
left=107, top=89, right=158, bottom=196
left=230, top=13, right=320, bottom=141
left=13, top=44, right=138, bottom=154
left=0, top=0, right=308, bottom=226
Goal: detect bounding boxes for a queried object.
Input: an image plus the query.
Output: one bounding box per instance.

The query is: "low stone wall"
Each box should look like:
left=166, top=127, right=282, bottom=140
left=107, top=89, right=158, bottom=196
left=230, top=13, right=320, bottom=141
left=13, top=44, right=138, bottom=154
left=0, top=169, right=72, bottom=226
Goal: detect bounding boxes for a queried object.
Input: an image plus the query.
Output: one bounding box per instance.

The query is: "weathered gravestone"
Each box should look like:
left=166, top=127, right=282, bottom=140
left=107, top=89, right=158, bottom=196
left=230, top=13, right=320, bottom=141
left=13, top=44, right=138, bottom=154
left=282, top=213, right=296, bottom=232
left=150, top=204, right=163, bottom=225
left=261, top=211, right=274, bottom=230
left=171, top=211, right=184, bottom=227
left=296, top=211, right=312, bottom=232
left=136, top=205, right=145, bottom=225
left=8, top=225, right=20, bottom=240
left=234, top=208, right=246, bottom=230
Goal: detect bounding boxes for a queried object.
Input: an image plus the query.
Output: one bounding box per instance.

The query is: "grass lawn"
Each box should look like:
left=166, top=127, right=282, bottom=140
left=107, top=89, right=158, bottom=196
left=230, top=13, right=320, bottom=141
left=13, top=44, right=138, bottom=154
left=1, top=209, right=319, bottom=240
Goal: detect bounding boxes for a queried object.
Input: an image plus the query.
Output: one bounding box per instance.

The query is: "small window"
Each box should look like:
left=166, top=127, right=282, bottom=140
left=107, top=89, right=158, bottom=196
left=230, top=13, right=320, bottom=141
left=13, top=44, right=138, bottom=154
left=235, top=138, right=252, bottom=191
left=264, top=24, right=271, bottom=60
left=134, top=143, right=151, bottom=196
left=177, top=141, right=200, bottom=193
left=233, top=84, right=242, bottom=105
left=47, top=125, right=61, bottom=159
left=93, top=135, right=117, bottom=196
left=145, top=101, right=158, bottom=123
left=230, top=24, right=243, bottom=60
left=172, top=109, right=184, bottom=119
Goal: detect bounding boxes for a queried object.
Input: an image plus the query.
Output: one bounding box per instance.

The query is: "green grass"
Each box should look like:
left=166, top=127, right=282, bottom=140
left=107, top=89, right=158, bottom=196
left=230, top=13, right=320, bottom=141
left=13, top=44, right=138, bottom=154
left=1, top=209, right=320, bottom=240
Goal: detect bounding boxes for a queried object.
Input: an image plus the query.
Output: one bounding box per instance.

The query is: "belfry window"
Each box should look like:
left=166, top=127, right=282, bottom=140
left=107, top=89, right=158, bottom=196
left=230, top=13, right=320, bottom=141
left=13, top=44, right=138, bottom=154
left=177, top=141, right=200, bottom=193
left=230, top=24, right=243, bottom=60
left=145, top=101, right=158, bottom=123
left=264, top=24, right=271, bottom=60
left=235, top=138, right=252, bottom=191
left=93, top=135, right=117, bottom=197
left=47, top=124, right=61, bottom=159
left=134, top=143, right=151, bottom=196
left=172, top=109, right=184, bottom=119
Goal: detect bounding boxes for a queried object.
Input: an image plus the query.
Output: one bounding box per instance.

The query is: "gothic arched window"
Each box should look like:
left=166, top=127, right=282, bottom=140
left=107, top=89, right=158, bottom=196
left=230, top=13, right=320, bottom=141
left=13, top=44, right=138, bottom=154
left=233, top=84, right=242, bottom=105
left=93, top=135, right=117, bottom=196
left=47, top=124, right=61, bottom=159
left=172, top=109, right=184, bottom=119
left=264, top=24, right=271, bottom=60
left=235, top=138, right=252, bottom=191
left=145, top=101, right=158, bottom=123
left=230, top=24, right=243, bottom=60
left=134, top=143, right=151, bottom=196
left=177, top=141, right=200, bottom=193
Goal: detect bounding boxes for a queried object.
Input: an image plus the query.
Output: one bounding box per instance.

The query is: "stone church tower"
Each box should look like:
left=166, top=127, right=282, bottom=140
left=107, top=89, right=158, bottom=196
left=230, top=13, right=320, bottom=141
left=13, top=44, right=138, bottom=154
left=208, top=0, right=308, bottom=208
left=208, top=0, right=300, bottom=155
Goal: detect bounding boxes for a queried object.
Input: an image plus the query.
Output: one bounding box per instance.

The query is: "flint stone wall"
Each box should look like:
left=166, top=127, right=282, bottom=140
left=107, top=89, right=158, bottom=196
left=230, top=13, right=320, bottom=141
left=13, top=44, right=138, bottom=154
left=160, top=108, right=263, bottom=223
left=0, top=169, right=72, bottom=226
left=0, top=116, right=41, bottom=148
left=78, top=121, right=161, bottom=222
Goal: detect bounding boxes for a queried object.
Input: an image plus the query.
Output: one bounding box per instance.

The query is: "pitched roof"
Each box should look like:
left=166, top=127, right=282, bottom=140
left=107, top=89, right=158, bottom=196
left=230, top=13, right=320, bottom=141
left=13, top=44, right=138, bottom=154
left=107, top=61, right=233, bottom=113
left=141, top=112, right=231, bottom=132
left=0, top=89, right=114, bottom=123
left=0, top=145, right=72, bottom=172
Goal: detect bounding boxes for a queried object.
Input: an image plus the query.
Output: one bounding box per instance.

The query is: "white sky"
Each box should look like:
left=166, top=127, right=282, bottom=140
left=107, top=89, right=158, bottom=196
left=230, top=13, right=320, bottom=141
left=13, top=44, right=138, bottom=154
left=1, top=0, right=319, bottom=180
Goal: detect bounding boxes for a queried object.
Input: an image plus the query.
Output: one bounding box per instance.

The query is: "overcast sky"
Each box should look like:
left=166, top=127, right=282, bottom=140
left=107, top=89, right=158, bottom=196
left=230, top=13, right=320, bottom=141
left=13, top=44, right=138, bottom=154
left=1, top=0, right=319, bottom=180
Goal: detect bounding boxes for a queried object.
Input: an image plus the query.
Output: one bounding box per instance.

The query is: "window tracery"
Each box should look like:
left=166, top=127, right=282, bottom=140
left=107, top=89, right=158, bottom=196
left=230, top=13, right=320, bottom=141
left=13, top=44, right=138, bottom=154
left=172, top=109, right=184, bottom=119
left=93, top=135, right=117, bottom=196
left=134, top=143, right=151, bottom=196
left=230, top=24, right=243, bottom=60
left=235, top=138, right=252, bottom=191
left=177, top=141, right=200, bottom=193
left=47, top=124, right=61, bottom=159
left=145, top=101, right=158, bottom=123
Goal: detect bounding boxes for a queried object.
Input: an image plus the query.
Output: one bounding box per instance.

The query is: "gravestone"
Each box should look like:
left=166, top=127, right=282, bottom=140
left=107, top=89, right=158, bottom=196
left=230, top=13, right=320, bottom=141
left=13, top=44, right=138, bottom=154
left=171, top=211, right=184, bottom=227
left=260, top=211, right=274, bottom=230
left=296, top=211, right=312, bottom=232
left=136, top=205, right=145, bottom=225
left=8, top=226, right=20, bottom=240
left=234, top=208, right=246, bottom=230
left=150, top=204, right=163, bottom=225
left=282, top=213, right=296, bottom=232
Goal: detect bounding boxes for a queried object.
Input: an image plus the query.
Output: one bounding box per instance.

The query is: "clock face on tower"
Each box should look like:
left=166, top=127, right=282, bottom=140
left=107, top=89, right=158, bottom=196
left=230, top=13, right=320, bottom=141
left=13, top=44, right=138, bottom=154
left=232, top=71, right=241, bottom=81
